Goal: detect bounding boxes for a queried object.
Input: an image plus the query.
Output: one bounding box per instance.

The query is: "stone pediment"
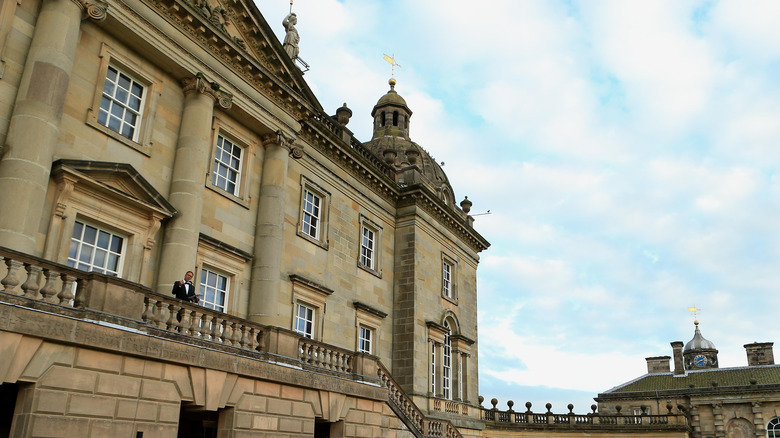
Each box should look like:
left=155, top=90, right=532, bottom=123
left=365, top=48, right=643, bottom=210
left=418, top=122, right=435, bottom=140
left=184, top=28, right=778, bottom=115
left=51, top=160, right=176, bottom=218
left=144, top=0, right=322, bottom=118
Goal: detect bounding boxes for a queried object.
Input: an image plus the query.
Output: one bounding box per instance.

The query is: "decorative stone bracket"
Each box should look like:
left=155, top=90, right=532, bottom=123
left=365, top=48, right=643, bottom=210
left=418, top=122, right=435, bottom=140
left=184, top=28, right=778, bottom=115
left=181, top=72, right=233, bottom=110
left=77, top=0, right=109, bottom=21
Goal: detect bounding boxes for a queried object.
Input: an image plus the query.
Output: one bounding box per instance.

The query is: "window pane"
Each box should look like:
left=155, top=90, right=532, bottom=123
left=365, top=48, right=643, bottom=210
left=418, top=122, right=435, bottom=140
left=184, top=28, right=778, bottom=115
left=72, top=221, right=83, bottom=238
left=110, top=236, right=123, bottom=253
left=83, top=225, right=97, bottom=244
left=79, top=246, right=93, bottom=263
left=93, top=249, right=107, bottom=267
left=97, top=230, right=110, bottom=249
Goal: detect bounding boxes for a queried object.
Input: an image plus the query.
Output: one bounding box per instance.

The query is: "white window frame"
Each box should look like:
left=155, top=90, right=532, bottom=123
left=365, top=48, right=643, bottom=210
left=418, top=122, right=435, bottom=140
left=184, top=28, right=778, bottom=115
left=67, top=220, right=126, bottom=277
left=97, top=65, right=145, bottom=142
left=290, top=275, right=332, bottom=342
left=768, top=418, right=780, bottom=438
left=358, top=325, right=373, bottom=354
left=441, top=253, right=458, bottom=304
left=294, top=302, right=315, bottom=339
left=86, top=43, right=161, bottom=156
left=212, top=134, right=243, bottom=197
left=296, top=178, right=330, bottom=249
left=357, top=215, right=382, bottom=277
left=443, top=321, right=452, bottom=400
left=360, top=226, right=375, bottom=269
left=354, top=301, right=385, bottom=357
left=431, top=342, right=436, bottom=395
left=199, top=267, right=230, bottom=313
left=301, top=189, right=321, bottom=239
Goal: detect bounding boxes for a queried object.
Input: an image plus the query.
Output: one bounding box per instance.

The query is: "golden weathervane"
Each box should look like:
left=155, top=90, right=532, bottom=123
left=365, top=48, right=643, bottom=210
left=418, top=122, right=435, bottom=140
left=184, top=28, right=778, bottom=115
left=383, top=54, right=401, bottom=78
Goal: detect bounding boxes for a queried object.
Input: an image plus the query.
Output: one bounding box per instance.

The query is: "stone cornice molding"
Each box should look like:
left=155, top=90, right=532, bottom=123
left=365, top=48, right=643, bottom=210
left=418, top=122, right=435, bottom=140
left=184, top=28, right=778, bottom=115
left=181, top=72, right=233, bottom=109
left=140, top=0, right=315, bottom=120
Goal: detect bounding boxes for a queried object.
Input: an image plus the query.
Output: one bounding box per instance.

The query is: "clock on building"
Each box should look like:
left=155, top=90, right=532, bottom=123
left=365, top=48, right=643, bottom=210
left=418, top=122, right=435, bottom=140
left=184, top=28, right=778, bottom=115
left=694, top=354, right=707, bottom=368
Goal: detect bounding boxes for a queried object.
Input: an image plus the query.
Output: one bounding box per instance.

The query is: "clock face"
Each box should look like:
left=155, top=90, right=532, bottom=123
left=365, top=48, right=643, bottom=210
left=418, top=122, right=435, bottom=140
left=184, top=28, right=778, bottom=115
left=694, top=354, right=707, bottom=367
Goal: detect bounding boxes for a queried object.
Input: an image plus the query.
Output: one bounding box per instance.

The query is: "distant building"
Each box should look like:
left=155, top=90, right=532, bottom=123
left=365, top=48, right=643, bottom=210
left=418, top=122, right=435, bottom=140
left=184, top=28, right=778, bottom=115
left=597, top=322, right=780, bottom=438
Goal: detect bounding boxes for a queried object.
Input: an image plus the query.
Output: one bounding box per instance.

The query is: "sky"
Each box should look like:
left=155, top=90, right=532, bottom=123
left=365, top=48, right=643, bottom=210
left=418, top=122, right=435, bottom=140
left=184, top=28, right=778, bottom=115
left=257, top=0, right=780, bottom=413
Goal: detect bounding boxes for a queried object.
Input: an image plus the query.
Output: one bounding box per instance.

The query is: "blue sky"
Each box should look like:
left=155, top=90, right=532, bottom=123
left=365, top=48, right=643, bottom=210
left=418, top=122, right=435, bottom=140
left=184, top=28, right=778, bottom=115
left=258, top=0, right=780, bottom=412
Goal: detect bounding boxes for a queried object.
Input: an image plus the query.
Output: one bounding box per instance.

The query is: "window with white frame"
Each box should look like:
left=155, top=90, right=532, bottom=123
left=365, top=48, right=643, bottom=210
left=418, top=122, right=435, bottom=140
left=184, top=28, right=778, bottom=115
left=443, top=321, right=452, bottom=400
left=301, top=189, right=321, bottom=239
left=442, top=261, right=453, bottom=298
left=360, top=226, right=376, bottom=269
left=199, top=268, right=229, bottom=312
left=431, top=342, right=436, bottom=394
left=769, top=418, right=780, bottom=438
left=358, top=325, right=373, bottom=354
left=98, top=65, right=144, bottom=141
left=212, top=134, right=243, bottom=196
left=67, top=221, right=125, bottom=276
left=294, top=302, right=315, bottom=339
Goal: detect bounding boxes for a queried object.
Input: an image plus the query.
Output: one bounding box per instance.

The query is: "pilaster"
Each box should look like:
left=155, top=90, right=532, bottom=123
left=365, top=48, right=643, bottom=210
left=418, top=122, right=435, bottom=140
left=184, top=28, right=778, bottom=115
left=247, top=132, right=296, bottom=324
left=0, top=0, right=103, bottom=254
left=157, top=73, right=232, bottom=293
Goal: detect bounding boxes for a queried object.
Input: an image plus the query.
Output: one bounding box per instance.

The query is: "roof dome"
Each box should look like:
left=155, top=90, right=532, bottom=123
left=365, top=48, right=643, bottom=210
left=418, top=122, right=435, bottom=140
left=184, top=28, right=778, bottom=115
left=684, top=321, right=716, bottom=351
left=372, top=78, right=411, bottom=116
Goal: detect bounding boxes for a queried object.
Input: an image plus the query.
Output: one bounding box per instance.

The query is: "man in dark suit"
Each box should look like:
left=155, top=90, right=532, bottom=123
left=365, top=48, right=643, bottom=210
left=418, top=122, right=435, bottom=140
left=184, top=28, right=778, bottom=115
left=171, top=270, right=199, bottom=303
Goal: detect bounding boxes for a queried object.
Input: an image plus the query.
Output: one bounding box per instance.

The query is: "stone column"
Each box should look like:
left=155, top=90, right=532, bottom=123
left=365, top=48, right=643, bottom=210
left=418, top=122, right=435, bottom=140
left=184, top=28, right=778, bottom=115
left=156, top=73, right=231, bottom=293
left=713, top=403, right=725, bottom=438
left=0, top=0, right=106, bottom=254
left=434, top=341, right=444, bottom=398
left=247, top=133, right=294, bottom=324
left=460, top=352, right=469, bottom=403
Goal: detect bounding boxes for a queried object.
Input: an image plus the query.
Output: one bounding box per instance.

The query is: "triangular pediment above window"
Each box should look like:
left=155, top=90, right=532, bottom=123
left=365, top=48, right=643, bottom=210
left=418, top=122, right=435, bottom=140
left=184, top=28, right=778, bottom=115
left=51, top=160, right=177, bottom=219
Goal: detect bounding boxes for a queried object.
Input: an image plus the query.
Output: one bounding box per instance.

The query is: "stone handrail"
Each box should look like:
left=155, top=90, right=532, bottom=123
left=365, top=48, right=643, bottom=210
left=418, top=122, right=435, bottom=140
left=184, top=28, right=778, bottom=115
left=479, top=399, right=689, bottom=428
left=299, top=337, right=353, bottom=373
left=141, top=294, right=264, bottom=353
left=0, top=247, right=87, bottom=307
left=376, top=361, right=463, bottom=438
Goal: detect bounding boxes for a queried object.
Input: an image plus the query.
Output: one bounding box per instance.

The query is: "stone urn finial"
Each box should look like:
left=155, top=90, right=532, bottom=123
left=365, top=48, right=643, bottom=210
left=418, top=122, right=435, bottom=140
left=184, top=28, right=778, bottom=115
left=336, top=103, right=352, bottom=125
left=490, top=398, right=498, bottom=410
left=507, top=400, right=514, bottom=412
left=383, top=148, right=397, bottom=165
left=460, top=196, right=472, bottom=213
left=545, top=403, right=552, bottom=414
left=405, top=147, right=419, bottom=165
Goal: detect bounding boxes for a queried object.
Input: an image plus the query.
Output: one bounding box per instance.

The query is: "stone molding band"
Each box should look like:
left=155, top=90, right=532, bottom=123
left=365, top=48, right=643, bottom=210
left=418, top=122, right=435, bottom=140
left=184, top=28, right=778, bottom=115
left=181, top=72, right=233, bottom=109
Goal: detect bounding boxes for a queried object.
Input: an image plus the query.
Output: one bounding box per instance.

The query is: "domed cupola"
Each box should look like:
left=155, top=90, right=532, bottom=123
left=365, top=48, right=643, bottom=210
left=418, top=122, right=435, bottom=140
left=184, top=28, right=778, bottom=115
left=371, top=78, right=412, bottom=141
left=683, top=320, right=719, bottom=370
left=363, top=79, right=458, bottom=207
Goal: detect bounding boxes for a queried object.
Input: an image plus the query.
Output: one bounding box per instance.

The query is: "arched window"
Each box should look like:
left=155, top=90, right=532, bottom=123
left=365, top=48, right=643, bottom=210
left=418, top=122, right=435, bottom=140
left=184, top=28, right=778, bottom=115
left=380, top=111, right=386, bottom=127
left=768, top=418, right=780, bottom=438
left=443, top=321, right=452, bottom=400
left=393, top=111, right=399, bottom=126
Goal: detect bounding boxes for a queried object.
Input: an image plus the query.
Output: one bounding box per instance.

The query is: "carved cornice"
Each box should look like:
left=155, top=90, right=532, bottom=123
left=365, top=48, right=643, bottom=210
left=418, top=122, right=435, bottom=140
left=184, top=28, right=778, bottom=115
left=141, top=0, right=313, bottom=120
left=181, top=72, right=233, bottom=109
left=397, top=186, right=490, bottom=253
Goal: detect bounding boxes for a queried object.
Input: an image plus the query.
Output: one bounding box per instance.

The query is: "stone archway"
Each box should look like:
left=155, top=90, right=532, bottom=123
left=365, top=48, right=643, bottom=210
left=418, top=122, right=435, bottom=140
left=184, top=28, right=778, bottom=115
left=727, top=417, right=754, bottom=438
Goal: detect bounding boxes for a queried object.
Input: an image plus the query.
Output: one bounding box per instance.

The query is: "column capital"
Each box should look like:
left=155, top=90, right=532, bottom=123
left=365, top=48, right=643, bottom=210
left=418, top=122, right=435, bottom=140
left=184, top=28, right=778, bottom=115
left=262, top=131, right=303, bottom=158
left=72, top=0, right=109, bottom=21
left=181, top=72, right=233, bottom=109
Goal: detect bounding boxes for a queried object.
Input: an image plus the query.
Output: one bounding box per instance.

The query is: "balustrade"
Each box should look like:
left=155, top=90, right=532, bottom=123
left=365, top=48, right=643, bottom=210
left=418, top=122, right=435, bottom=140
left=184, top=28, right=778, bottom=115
left=479, top=398, right=688, bottom=430
left=1, top=250, right=88, bottom=307
left=298, top=338, right=353, bottom=373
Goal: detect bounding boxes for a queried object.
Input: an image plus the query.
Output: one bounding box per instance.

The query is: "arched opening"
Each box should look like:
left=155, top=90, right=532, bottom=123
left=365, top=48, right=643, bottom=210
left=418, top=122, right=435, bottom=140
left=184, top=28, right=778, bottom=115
left=443, top=320, right=452, bottom=400
left=392, top=111, right=399, bottom=126
left=768, top=418, right=780, bottom=438
left=380, top=111, right=386, bottom=127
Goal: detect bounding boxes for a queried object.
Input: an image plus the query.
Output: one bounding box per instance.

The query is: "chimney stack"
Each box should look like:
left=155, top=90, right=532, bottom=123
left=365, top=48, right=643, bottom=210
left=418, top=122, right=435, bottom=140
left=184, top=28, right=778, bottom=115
left=671, top=341, right=685, bottom=375
left=646, top=356, right=671, bottom=374
left=744, top=342, right=774, bottom=366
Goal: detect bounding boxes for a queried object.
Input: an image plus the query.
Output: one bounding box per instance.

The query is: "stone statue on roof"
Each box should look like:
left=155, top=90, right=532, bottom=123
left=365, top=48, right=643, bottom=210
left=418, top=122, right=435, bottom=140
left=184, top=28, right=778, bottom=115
left=282, top=13, right=299, bottom=60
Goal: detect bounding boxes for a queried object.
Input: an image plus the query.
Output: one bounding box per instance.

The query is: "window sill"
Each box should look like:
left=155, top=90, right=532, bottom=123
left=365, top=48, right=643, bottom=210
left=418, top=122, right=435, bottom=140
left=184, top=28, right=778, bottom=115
left=86, top=114, right=152, bottom=157
left=296, top=230, right=329, bottom=250
left=441, top=294, right=458, bottom=306
left=205, top=183, right=250, bottom=209
left=358, top=261, right=382, bottom=279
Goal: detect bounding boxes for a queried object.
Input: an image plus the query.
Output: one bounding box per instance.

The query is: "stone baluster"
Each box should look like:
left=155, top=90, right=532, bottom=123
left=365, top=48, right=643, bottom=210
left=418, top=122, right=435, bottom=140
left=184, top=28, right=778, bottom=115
left=58, top=274, right=76, bottom=305
left=21, top=264, right=42, bottom=299
left=211, top=316, right=222, bottom=342
left=165, top=303, right=177, bottom=331
left=73, top=279, right=87, bottom=308
left=2, top=258, right=22, bottom=294
left=153, top=300, right=166, bottom=328
left=239, top=325, right=249, bottom=348
left=191, top=311, right=202, bottom=338
left=221, top=320, right=231, bottom=345
left=39, top=269, right=59, bottom=302
left=180, top=309, right=193, bottom=335
left=231, top=322, right=241, bottom=346
left=141, top=297, right=154, bottom=323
